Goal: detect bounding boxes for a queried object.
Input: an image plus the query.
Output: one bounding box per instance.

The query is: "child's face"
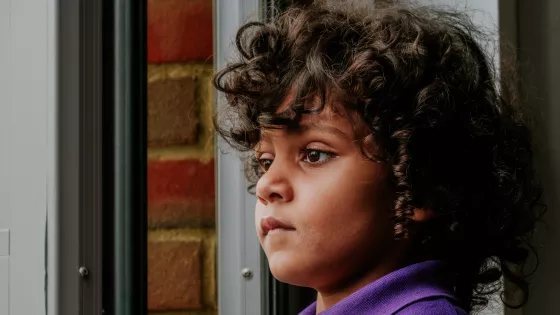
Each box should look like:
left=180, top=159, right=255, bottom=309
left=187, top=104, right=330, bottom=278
left=254, top=100, right=401, bottom=292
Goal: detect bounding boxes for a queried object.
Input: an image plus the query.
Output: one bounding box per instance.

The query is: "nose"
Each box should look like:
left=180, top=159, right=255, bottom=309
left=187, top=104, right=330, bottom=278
left=255, top=162, right=294, bottom=205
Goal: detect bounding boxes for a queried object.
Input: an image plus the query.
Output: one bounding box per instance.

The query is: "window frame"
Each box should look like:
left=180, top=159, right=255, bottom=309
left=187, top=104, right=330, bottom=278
left=214, top=1, right=265, bottom=315
left=51, top=0, right=147, bottom=314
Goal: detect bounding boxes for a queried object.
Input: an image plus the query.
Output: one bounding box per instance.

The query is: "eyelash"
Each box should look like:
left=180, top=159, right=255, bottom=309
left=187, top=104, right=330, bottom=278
left=257, top=148, right=336, bottom=172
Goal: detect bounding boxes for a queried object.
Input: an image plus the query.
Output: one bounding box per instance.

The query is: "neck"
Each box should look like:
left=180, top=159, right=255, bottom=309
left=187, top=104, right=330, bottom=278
left=314, top=266, right=392, bottom=313
left=314, top=244, right=409, bottom=314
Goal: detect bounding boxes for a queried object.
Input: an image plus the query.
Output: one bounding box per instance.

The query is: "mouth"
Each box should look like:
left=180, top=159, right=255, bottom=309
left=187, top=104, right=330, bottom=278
left=260, top=216, right=296, bottom=235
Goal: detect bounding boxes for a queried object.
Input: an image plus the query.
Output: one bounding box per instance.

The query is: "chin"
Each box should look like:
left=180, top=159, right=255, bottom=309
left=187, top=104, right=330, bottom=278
left=267, top=251, right=311, bottom=287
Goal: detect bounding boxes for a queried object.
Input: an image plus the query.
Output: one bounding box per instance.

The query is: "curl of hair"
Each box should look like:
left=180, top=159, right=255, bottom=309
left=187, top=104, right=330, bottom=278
left=213, top=0, right=544, bottom=312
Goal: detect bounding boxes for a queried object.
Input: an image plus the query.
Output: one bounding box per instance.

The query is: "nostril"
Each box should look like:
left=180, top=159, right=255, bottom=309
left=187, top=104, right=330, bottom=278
left=269, top=192, right=282, bottom=201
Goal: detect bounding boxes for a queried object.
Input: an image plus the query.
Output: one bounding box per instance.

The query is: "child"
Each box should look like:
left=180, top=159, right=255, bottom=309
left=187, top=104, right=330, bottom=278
left=214, top=0, right=543, bottom=314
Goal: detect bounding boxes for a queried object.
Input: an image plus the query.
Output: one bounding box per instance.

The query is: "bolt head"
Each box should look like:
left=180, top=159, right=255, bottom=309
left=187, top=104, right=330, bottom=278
left=79, top=266, right=89, bottom=277
left=241, top=267, right=253, bottom=279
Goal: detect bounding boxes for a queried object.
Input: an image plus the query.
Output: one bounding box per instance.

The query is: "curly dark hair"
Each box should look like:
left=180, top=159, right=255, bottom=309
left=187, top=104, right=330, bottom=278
left=213, top=0, right=543, bottom=312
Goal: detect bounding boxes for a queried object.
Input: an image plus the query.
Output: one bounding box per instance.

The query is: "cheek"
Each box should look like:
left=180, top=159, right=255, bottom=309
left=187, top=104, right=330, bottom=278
left=297, top=167, right=395, bottom=253
left=300, top=194, right=385, bottom=251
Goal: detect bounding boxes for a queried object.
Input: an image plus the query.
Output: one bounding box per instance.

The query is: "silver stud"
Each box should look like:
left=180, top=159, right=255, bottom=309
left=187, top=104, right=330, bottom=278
left=79, top=266, right=89, bottom=278
left=241, top=267, right=253, bottom=279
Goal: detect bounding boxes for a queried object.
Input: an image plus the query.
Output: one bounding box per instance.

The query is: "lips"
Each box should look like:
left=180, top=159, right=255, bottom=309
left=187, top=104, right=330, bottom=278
left=260, top=216, right=295, bottom=235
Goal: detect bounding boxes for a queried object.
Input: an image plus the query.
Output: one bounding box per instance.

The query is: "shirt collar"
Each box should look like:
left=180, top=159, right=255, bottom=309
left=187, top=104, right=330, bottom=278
left=298, top=260, right=458, bottom=315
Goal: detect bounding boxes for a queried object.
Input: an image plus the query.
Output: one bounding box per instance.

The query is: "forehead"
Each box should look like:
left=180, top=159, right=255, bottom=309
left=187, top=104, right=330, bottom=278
left=259, top=111, right=352, bottom=142
left=279, top=90, right=369, bottom=130
left=264, top=95, right=354, bottom=134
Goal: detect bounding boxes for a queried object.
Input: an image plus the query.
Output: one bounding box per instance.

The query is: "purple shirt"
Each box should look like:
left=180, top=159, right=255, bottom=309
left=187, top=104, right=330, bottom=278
left=298, top=260, right=467, bottom=315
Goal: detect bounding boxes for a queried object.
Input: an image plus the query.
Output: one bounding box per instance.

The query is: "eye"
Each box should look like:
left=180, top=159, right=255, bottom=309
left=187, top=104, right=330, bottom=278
left=257, top=153, right=274, bottom=172
left=259, top=159, right=273, bottom=172
left=303, top=149, right=334, bottom=164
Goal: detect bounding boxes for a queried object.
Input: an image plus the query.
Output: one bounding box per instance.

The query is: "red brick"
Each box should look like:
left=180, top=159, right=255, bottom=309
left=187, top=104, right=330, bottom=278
left=148, top=77, right=198, bottom=147
left=148, top=159, right=214, bottom=202
left=149, top=200, right=215, bottom=228
left=148, top=159, right=215, bottom=227
left=148, top=0, right=213, bottom=63
left=148, top=240, right=203, bottom=310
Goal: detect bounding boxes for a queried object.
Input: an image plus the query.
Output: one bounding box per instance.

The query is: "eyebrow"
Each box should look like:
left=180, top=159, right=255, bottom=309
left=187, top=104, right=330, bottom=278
left=291, top=122, right=352, bottom=140
left=258, top=121, right=354, bottom=145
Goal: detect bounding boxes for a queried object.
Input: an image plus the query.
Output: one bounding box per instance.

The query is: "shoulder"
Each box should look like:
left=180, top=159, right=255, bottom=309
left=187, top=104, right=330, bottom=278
left=394, top=297, right=467, bottom=315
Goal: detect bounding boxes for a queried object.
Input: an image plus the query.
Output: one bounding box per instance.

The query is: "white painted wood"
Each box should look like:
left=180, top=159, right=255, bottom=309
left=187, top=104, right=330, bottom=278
left=215, top=1, right=264, bottom=315
left=0, top=257, right=9, bottom=315
left=0, top=0, right=52, bottom=314
left=0, top=0, right=12, bottom=230
left=0, top=230, right=9, bottom=256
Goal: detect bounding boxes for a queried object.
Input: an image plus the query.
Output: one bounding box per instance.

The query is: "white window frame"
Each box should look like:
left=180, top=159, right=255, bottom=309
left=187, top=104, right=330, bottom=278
left=0, top=0, right=55, bottom=314
left=214, top=1, right=266, bottom=315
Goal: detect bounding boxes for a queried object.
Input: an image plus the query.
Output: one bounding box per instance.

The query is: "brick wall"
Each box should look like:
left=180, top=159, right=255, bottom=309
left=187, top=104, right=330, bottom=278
left=147, top=0, right=216, bottom=314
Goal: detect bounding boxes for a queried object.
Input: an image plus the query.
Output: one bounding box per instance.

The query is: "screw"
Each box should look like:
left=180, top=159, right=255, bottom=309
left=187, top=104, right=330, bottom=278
left=79, top=266, right=89, bottom=278
left=241, top=267, right=253, bottom=279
